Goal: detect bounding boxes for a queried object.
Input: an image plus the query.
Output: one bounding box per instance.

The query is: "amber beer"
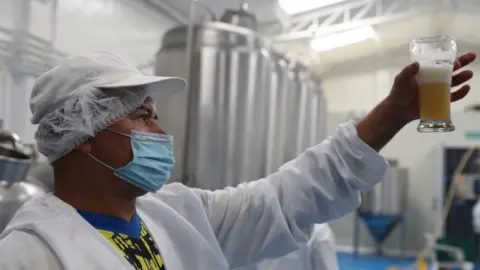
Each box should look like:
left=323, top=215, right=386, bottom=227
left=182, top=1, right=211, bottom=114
left=410, top=36, right=457, bottom=132
left=417, top=65, right=452, bottom=121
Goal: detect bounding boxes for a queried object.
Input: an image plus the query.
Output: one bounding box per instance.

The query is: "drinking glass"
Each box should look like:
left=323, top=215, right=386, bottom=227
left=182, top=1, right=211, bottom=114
left=410, top=36, right=457, bottom=132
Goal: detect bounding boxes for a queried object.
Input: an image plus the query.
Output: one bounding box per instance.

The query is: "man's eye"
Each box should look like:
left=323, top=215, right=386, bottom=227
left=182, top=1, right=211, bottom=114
left=140, top=114, right=149, bottom=120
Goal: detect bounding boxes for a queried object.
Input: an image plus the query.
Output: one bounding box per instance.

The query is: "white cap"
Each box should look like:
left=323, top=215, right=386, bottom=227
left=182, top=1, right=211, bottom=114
left=30, top=52, right=186, bottom=163
left=30, top=52, right=185, bottom=124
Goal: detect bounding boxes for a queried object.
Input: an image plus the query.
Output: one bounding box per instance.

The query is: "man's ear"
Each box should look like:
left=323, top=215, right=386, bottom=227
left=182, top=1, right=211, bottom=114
left=76, top=140, right=92, bottom=153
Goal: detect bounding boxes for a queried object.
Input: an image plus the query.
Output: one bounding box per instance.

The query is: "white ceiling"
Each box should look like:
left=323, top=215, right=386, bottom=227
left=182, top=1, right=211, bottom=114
left=281, top=13, right=480, bottom=74
left=148, top=0, right=279, bottom=23
left=150, top=0, right=480, bottom=75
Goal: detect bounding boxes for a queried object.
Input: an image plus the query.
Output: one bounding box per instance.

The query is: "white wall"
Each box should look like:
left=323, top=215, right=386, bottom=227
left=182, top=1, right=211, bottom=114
left=0, top=0, right=176, bottom=143
left=322, top=41, right=480, bottom=253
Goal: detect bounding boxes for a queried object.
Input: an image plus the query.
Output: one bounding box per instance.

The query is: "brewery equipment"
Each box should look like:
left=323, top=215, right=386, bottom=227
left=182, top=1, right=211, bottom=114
left=156, top=10, right=270, bottom=190
left=263, top=51, right=289, bottom=175
left=354, top=160, right=409, bottom=256
left=22, top=142, right=54, bottom=192
left=0, top=122, right=31, bottom=183
left=219, top=4, right=258, bottom=30
left=155, top=4, right=327, bottom=190
left=27, top=161, right=54, bottom=192
left=0, top=121, right=45, bottom=232
left=435, top=146, right=480, bottom=264
left=283, top=63, right=322, bottom=161
left=316, top=87, right=328, bottom=142
left=306, top=86, right=319, bottom=149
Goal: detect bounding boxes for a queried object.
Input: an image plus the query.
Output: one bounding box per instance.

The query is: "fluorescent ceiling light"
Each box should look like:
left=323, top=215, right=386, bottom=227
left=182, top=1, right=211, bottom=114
left=278, top=0, right=347, bottom=15
left=310, top=26, right=377, bottom=52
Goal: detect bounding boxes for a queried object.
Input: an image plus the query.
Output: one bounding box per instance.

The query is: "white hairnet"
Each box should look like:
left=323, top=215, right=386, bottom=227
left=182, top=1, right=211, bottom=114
left=29, top=52, right=186, bottom=163
left=35, top=86, right=148, bottom=163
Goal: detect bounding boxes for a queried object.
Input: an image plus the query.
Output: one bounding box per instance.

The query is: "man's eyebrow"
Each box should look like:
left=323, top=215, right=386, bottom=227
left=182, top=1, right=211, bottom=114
left=139, top=105, right=150, bottom=111
left=139, top=104, right=158, bottom=118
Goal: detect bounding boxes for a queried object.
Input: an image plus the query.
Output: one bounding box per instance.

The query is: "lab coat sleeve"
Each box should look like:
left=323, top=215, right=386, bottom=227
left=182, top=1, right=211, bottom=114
left=195, top=121, right=388, bottom=267
left=0, top=231, right=62, bottom=270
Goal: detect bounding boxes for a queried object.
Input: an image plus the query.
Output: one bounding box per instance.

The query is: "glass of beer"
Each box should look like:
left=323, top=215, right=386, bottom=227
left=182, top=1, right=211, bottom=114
left=410, top=36, right=457, bottom=132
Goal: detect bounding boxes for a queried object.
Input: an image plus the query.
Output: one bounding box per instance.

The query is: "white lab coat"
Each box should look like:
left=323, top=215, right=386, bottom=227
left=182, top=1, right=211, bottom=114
left=241, top=223, right=338, bottom=270
left=473, top=199, right=480, bottom=233
left=0, top=122, right=387, bottom=270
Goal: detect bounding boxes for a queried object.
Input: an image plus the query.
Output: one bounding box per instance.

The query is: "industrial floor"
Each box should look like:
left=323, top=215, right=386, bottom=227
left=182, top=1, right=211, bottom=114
left=337, top=252, right=417, bottom=270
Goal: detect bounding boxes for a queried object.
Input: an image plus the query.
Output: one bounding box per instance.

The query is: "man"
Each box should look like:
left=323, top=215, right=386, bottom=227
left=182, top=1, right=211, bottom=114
left=0, top=52, right=474, bottom=269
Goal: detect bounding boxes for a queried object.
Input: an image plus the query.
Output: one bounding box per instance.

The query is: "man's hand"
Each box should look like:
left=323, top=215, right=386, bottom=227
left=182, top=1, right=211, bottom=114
left=388, top=52, right=476, bottom=123
left=356, top=52, right=476, bottom=152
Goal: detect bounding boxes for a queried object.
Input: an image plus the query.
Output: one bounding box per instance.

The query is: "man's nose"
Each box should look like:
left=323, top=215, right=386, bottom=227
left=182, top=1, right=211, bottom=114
left=150, top=121, right=167, bottom=135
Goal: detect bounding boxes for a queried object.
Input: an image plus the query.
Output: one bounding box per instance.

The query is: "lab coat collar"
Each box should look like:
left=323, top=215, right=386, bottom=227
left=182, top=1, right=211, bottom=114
left=1, top=193, right=132, bottom=270
left=1, top=192, right=229, bottom=270
left=136, top=192, right=229, bottom=269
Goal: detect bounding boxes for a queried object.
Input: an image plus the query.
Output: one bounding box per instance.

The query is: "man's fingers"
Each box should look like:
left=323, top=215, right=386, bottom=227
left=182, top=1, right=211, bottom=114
left=451, top=70, right=473, bottom=87
left=453, top=52, right=476, bottom=71
left=450, top=85, right=470, bottom=102
left=395, top=62, right=419, bottom=83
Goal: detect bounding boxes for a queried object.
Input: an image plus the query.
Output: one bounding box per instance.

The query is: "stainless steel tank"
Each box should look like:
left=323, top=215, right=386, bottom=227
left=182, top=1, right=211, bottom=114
left=263, top=52, right=289, bottom=175
left=0, top=127, right=31, bottom=182
left=0, top=123, right=45, bottom=232
left=27, top=162, right=54, bottom=192
left=219, top=4, right=258, bottom=30
left=299, top=69, right=313, bottom=153
left=316, top=86, right=328, bottom=142
left=283, top=63, right=311, bottom=161
left=155, top=21, right=270, bottom=190
left=307, top=81, right=319, bottom=148
left=23, top=144, right=54, bottom=192
left=359, top=160, right=409, bottom=215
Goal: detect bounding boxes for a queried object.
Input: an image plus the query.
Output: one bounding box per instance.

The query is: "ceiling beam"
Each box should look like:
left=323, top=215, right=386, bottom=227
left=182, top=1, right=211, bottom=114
left=265, top=0, right=480, bottom=41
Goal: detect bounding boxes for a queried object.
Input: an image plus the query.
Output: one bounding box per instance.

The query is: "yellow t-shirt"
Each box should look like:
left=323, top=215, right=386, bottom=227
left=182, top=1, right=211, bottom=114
left=78, top=210, right=165, bottom=270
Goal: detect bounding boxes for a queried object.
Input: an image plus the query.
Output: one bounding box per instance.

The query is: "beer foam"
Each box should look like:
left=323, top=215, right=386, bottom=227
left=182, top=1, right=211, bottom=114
left=415, top=64, right=453, bottom=84
left=412, top=51, right=456, bottom=62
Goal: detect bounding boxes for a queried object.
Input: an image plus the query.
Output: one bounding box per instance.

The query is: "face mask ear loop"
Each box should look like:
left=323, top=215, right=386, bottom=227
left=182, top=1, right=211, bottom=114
left=87, top=128, right=132, bottom=171
left=107, top=128, right=131, bottom=138
left=88, top=153, right=116, bottom=171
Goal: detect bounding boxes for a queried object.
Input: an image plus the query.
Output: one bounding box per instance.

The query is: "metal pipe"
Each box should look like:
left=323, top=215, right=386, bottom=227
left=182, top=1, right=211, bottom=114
left=196, top=1, right=216, bottom=21
left=50, top=0, right=58, bottom=57
left=181, top=0, right=217, bottom=186
left=181, top=0, right=198, bottom=185
left=0, top=63, right=6, bottom=123
left=7, top=0, right=31, bottom=139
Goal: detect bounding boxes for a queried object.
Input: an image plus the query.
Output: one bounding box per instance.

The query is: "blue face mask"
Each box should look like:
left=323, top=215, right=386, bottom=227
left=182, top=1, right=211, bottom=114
left=89, top=129, right=175, bottom=193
